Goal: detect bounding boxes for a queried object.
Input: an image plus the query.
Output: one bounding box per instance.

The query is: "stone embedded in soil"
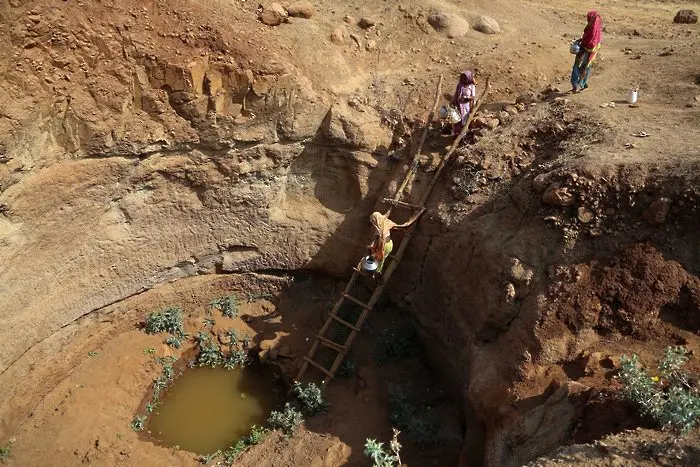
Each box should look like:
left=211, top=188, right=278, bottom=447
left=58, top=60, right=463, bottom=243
left=259, top=3, right=288, bottom=26
left=330, top=27, right=346, bottom=44
left=542, top=183, right=575, bottom=206
left=286, top=1, right=315, bottom=19
left=358, top=17, right=375, bottom=29
left=427, top=12, right=470, bottom=39
left=473, top=15, right=501, bottom=34
left=577, top=206, right=594, bottom=224
left=643, top=197, right=672, bottom=224
left=673, top=10, right=698, bottom=24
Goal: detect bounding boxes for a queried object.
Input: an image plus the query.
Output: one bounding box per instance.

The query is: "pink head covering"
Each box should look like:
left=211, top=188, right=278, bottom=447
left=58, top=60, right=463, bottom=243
left=452, top=71, right=475, bottom=105
left=580, top=11, right=602, bottom=49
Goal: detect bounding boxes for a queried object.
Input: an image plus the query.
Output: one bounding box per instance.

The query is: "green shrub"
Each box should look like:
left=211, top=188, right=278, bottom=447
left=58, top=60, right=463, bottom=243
left=245, top=425, right=268, bottom=445
left=388, top=385, right=441, bottom=447
left=131, top=415, right=147, bottom=431
left=211, top=295, right=239, bottom=318
left=197, top=450, right=221, bottom=464
left=144, top=306, right=186, bottom=337
left=0, top=445, right=10, bottom=463
left=364, top=429, right=402, bottom=467
left=618, top=346, right=700, bottom=436
left=337, top=357, right=357, bottom=378
left=267, top=403, right=303, bottom=436
left=223, top=350, right=248, bottom=370
left=165, top=336, right=182, bottom=349
left=194, top=331, right=210, bottom=345
left=293, top=381, right=329, bottom=415
left=196, top=342, right=224, bottom=368
left=222, top=440, right=246, bottom=465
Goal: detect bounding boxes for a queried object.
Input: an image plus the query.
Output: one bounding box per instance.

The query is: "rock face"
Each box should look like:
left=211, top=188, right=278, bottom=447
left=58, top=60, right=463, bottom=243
left=259, top=3, right=288, bottom=26
left=673, top=9, right=698, bottom=24
left=286, top=1, right=315, bottom=18
left=473, top=15, right=501, bottom=34
left=428, top=12, right=470, bottom=38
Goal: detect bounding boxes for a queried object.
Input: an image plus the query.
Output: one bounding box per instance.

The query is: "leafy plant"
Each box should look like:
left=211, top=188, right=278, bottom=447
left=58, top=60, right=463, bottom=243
left=196, top=342, right=224, bottom=368
left=197, top=450, right=221, bottom=464
left=165, top=336, right=182, bottom=349
left=267, top=403, right=304, bottom=436
left=336, top=357, right=357, bottom=378
left=194, top=331, right=210, bottom=345
left=293, top=382, right=329, bottom=415
left=618, top=346, right=700, bottom=436
left=211, top=295, right=238, bottom=318
left=0, top=445, right=10, bottom=463
left=144, top=306, right=186, bottom=338
left=245, top=425, right=268, bottom=445
left=375, top=325, right=422, bottom=365
left=202, top=317, right=216, bottom=328
left=131, top=415, right=147, bottom=431
left=222, top=440, right=246, bottom=465
left=364, top=428, right=402, bottom=467
left=246, top=292, right=274, bottom=303
left=223, top=350, right=248, bottom=370
left=388, top=385, right=441, bottom=447
left=143, top=348, right=156, bottom=355
left=225, top=328, right=239, bottom=345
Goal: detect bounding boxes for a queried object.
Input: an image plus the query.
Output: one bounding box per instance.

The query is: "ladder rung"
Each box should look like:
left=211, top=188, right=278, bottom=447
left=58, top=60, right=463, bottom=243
left=329, top=313, right=361, bottom=331
left=382, top=198, right=422, bottom=210
left=342, top=293, right=370, bottom=309
left=353, top=266, right=373, bottom=277
left=303, top=357, right=334, bottom=378
left=316, top=335, right=346, bottom=353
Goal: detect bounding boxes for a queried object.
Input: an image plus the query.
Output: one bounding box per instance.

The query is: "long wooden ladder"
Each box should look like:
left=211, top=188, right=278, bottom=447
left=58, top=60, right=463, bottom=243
left=295, top=77, right=491, bottom=385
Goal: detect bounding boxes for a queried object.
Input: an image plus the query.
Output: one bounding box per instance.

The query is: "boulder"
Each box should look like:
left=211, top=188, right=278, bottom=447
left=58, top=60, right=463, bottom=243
left=643, top=197, right=672, bottom=224
left=286, top=1, right=315, bottom=19
left=577, top=206, right=594, bottom=224
left=473, top=15, right=501, bottom=34
left=542, top=183, right=575, bottom=206
left=259, top=3, right=288, bottom=26
left=427, top=12, right=470, bottom=39
left=673, top=10, right=697, bottom=24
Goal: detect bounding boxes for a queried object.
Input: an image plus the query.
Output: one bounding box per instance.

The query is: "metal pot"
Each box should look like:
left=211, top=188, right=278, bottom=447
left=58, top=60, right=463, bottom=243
left=361, top=256, right=378, bottom=272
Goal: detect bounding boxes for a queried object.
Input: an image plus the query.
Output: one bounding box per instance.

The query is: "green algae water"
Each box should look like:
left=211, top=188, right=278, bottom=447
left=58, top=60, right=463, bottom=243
left=148, top=366, right=282, bottom=454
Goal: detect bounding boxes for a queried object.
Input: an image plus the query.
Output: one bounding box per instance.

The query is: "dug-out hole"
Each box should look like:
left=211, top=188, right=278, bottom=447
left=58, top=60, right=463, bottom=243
left=145, top=362, right=284, bottom=455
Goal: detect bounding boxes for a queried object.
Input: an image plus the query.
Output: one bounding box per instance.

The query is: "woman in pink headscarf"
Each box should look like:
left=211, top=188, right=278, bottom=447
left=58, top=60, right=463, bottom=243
left=571, top=11, right=603, bottom=93
left=451, top=71, right=476, bottom=135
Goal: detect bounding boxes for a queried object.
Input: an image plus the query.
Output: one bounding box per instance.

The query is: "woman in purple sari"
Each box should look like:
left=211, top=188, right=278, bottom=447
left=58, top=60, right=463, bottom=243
left=451, top=71, right=476, bottom=136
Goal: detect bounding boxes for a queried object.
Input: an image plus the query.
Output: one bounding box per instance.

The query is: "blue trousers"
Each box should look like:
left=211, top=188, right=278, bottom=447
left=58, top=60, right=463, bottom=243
left=571, top=50, right=594, bottom=89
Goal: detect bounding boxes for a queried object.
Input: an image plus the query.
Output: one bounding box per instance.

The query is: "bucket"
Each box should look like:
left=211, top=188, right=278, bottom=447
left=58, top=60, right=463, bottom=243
left=447, top=107, right=461, bottom=124
left=628, top=87, right=639, bottom=105
left=361, top=256, right=378, bottom=272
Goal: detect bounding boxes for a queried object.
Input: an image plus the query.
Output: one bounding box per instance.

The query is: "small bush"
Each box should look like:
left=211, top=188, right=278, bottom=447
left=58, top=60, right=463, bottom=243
left=293, top=381, right=329, bottom=415
left=245, top=425, right=268, bottom=445
left=197, top=450, right=220, bottom=464
left=211, top=294, right=239, bottom=318
left=619, top=346, right=700, bottom=436
left=220, top=425, right=269, bottom=466
left=0, top=445, right=10, bottom=463
left=388, top=385, right=441, bottom=447
left=223, top=350, right=248, bottom=370
left=364, top=429, right=402, bottom=467
left=267, top=403, right=303, bottom=436
left=194, top=331, right=210, bottom=345
left=196, top=342, right=224, bottom=368
left=144, top=306, right=186, bottom=337
left=164, top=336, right=182, bottom=349
left=131, top=415, right=147, bottom=431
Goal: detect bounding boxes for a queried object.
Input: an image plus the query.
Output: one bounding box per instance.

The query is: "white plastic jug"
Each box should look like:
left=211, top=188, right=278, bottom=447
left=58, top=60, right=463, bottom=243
left=447, top=107, right=461, bottom=124
left=628, top=87, right=639, bottom=105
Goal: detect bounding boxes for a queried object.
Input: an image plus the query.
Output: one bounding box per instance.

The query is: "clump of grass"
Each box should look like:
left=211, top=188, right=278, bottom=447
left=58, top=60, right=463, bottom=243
left=144, top=306, right=186, bottom=338
left=245, top=425, right=268, bottom=445
left=618, top=346, right=700, bottom=436
left=197, top=450, right=221, bottom=464
left=375, top=325, right=422, bottom=365
left=293, top=382, right=329, bottom=415
left=131, top=415, right=146, bottom=431
left=267, top=403, right=303, bottom=436
left=211, top=294, right=238, bottom=318
left=364, top=428, right=402, bottom=467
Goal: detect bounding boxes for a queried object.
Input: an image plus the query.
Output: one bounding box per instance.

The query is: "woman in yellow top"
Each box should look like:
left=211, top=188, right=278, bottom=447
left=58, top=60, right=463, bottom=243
left=368, top=208, right=424, bottom=276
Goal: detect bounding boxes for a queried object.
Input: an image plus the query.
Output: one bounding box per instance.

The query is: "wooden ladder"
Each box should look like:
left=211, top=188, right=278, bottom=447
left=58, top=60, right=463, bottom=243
left=295, top=76, right=491, bottom=385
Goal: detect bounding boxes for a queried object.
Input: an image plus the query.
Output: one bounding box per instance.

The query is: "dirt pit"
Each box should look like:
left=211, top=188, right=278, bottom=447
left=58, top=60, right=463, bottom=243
left=2, top=273, right=464, bottom=466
